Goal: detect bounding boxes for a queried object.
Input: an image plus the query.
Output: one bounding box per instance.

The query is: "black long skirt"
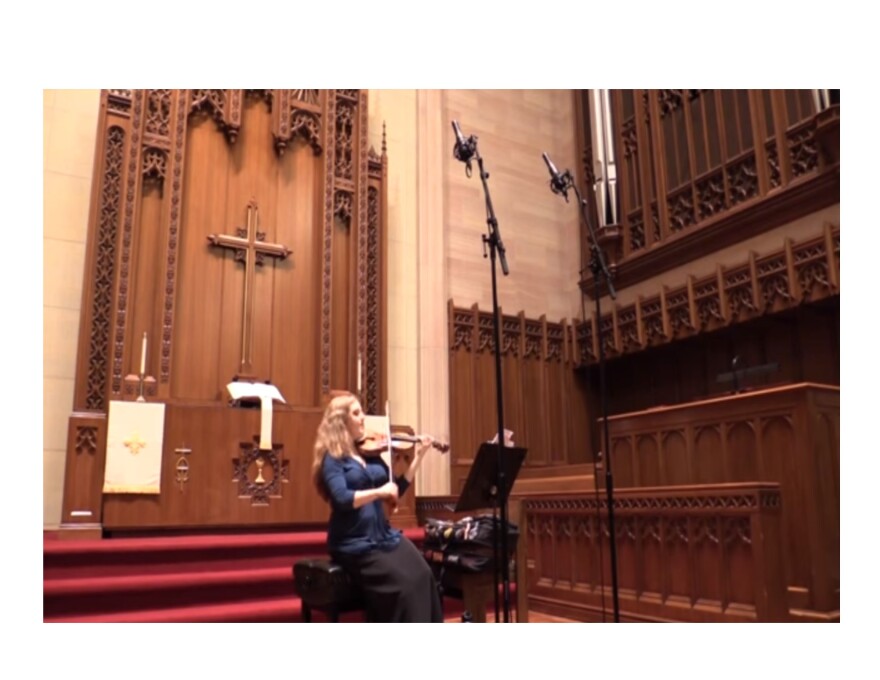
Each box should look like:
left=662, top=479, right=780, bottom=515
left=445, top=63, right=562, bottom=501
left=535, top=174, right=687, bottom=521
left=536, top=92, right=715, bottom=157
left=334, top=537, right=444, bottom=623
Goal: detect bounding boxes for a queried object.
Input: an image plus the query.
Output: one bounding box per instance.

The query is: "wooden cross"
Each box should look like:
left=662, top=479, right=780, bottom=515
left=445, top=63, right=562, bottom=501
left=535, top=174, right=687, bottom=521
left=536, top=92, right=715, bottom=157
left=207, top=199, right=291, bottom=377
left=124, top=433, right=146, bottom=455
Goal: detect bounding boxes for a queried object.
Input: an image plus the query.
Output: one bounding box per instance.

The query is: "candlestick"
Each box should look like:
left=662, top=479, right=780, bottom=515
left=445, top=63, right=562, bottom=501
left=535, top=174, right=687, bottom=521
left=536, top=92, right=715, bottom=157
left=139, top=332, right=147, bottom=376
left=357, top=354, right=362, bottom=393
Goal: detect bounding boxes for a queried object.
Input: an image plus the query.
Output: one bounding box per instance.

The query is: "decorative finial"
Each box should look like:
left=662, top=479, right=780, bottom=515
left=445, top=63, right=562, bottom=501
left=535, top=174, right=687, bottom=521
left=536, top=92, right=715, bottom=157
left=382, top=121, right=387, bottom=157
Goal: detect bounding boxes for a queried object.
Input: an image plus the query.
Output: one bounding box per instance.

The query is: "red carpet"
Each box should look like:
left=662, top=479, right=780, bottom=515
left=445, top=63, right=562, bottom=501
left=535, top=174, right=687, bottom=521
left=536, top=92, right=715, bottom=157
left=43, top=528, right=470, bottom=622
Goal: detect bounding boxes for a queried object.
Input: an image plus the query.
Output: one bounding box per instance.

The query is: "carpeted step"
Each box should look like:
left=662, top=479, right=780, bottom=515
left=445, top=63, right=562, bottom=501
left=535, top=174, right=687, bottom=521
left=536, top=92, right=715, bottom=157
left=45, top=595, right=310, bottom=623
left=43, top=566, right=298, bottom=619
left=44, top=529, right=427, bottom=579
left=43, top=532, right=332, bottom=579
left=43, top=528, right=448, bottom=622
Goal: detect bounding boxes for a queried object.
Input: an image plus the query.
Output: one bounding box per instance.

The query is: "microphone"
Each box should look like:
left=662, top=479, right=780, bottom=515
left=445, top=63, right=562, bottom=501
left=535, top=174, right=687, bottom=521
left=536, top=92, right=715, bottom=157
left=542, top=152, right=571, bottom=201
left=451, top=120, right=475, bottom=164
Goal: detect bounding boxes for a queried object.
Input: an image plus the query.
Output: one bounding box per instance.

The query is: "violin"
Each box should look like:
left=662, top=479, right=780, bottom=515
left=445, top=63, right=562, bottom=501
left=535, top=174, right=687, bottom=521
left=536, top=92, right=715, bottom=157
left=356, top=431, right=450, bottom=456
left=355, top=430, right=449, bottom=516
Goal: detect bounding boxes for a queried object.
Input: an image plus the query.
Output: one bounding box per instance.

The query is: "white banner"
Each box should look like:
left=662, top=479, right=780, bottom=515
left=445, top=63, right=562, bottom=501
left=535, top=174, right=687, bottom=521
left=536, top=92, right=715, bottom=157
left=103, top=401, right=166, bottom=494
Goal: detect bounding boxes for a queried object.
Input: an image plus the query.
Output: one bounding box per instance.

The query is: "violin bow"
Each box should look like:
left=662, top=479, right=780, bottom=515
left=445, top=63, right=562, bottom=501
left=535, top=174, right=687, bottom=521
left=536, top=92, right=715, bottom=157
left=384, top=399, right=397, bottom=517
left=384, top=399, right=393, bottom=469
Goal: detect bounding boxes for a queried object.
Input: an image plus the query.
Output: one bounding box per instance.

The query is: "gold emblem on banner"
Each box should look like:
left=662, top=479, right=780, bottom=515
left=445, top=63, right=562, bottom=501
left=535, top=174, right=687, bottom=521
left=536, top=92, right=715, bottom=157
left=124, top=433, right=147, bottom=455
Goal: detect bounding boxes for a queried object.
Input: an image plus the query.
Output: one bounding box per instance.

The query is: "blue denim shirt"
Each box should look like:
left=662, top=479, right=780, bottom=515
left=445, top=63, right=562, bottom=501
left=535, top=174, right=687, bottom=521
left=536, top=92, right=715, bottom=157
left=321, top=452, right=411, bottom=556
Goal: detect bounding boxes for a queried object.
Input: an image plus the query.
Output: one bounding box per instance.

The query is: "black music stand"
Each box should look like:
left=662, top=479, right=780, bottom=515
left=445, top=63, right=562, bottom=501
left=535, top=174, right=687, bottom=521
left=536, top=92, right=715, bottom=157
left=455, top=443, right=527, bottom=513
left=454, top=443, right=526, bottom=622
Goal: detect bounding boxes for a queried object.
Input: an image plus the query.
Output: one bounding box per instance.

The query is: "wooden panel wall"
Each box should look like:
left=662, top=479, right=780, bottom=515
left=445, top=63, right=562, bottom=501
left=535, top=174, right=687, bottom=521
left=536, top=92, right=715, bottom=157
left=582, top=296, right=839, bottom=423
left=172, top=98, right=324, bottom=403
left=448, top=302, right=592, bottom=494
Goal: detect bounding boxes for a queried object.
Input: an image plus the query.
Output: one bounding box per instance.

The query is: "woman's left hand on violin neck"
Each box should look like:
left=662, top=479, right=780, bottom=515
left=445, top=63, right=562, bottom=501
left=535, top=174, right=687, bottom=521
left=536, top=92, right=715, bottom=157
left=414, top=434, right=434, bottom=452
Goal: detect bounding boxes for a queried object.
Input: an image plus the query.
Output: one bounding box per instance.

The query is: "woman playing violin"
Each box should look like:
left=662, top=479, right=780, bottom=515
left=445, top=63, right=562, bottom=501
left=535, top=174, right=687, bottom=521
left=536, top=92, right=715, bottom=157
left=310, top=392, right=443, bottom=622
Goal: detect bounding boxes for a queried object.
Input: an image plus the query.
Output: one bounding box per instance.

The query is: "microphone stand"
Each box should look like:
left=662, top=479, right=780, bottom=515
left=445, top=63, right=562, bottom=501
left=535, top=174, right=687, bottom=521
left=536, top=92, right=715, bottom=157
left=455, top=130, right=513, bottom=623
left=567, top=175, right=621, bottom=623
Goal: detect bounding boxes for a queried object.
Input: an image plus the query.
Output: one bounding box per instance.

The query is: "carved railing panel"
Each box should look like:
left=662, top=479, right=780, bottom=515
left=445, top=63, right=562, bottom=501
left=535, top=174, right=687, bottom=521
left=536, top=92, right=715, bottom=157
left=571, top=225, right=839, bottom=367
left=522, top=484, right=788, bottom=622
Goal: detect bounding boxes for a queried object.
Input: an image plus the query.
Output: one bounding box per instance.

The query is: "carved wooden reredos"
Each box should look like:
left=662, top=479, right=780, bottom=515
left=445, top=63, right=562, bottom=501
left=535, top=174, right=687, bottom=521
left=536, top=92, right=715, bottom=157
left=74, top=89, right=388, bottom=414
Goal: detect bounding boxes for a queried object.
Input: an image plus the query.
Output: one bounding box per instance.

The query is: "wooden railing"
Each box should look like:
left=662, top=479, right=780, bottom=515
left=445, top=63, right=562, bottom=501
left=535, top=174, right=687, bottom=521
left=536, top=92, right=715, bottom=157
left=573, top=223, right=839, bottom=365
left=522, top=483, right=788, bottom=622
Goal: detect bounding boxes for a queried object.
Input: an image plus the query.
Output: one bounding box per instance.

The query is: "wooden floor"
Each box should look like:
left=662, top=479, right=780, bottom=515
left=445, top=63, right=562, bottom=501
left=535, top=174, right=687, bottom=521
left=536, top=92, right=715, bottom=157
left=445, top=610, right=575, bottom=623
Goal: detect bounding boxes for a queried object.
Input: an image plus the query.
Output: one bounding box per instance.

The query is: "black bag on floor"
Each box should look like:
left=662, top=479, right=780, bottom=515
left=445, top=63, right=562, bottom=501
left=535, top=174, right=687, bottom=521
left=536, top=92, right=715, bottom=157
left=422, top=514, right=519, bottom=573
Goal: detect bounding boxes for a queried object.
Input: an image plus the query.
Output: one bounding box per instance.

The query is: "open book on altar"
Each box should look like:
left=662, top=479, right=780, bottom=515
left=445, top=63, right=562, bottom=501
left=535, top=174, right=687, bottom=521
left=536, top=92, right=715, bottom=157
left=227, top=381, right=285, bottom=403
left=226, top=381, right=286, bottom=450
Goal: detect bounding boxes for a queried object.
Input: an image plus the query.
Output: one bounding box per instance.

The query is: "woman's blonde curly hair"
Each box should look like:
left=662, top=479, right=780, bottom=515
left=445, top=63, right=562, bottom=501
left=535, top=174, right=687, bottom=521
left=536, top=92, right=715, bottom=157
left=311, top=392, right=358, bottom=502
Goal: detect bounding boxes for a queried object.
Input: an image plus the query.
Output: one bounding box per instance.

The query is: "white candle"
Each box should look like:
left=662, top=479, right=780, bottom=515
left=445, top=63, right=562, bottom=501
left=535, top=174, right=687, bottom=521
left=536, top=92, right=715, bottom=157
left=139, top=332, right=147, bottom=375
left=357, top=355, right=362, bottom=393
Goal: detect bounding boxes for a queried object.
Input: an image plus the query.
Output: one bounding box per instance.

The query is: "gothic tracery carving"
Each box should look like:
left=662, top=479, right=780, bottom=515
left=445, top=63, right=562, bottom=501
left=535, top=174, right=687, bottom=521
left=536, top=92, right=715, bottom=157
left=641, top=298, right=665, bottom=345
left=145, top=89, right=172, bottom=138
left=789, top=126, right=819, bottom=177
left=289, top=110, right=323, bottom=155
left=321, top=93, right=337, bottom=392
left=667, top=189, right=695, bottom=233
left=727, top=155, right=759, bottom=206
left=366, top=186, right=381, bottom=414
left=161, top=91, right=187, bottom=383
left=452, top=310, right=474, bottom=352
left=757, top=254, right=791, bottom=308
left=696, top=172, right=726, bottom=219
left=477, top=314, right=496, bottom=354
left=617, top=307, right=640, bottom=352
left=75, top=426, right=98, bottom=456
left=695, top=280, right=723, bottom=329
left=86, top=126, right=124, bottom=410
left=629, top=212, right=645, bottom=251
left=111, top=91, right=143, bottom=395
left=524, top=321, right=542, bottom=360
left=501, top=317, right=520, bottom=358
left=142, top=146, right=167, bottom=183
left=334, top=189, right=353, bottom=227
left=577, top=320, right=595, bottom=364
left=334, top=100, right=355, bottom=180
